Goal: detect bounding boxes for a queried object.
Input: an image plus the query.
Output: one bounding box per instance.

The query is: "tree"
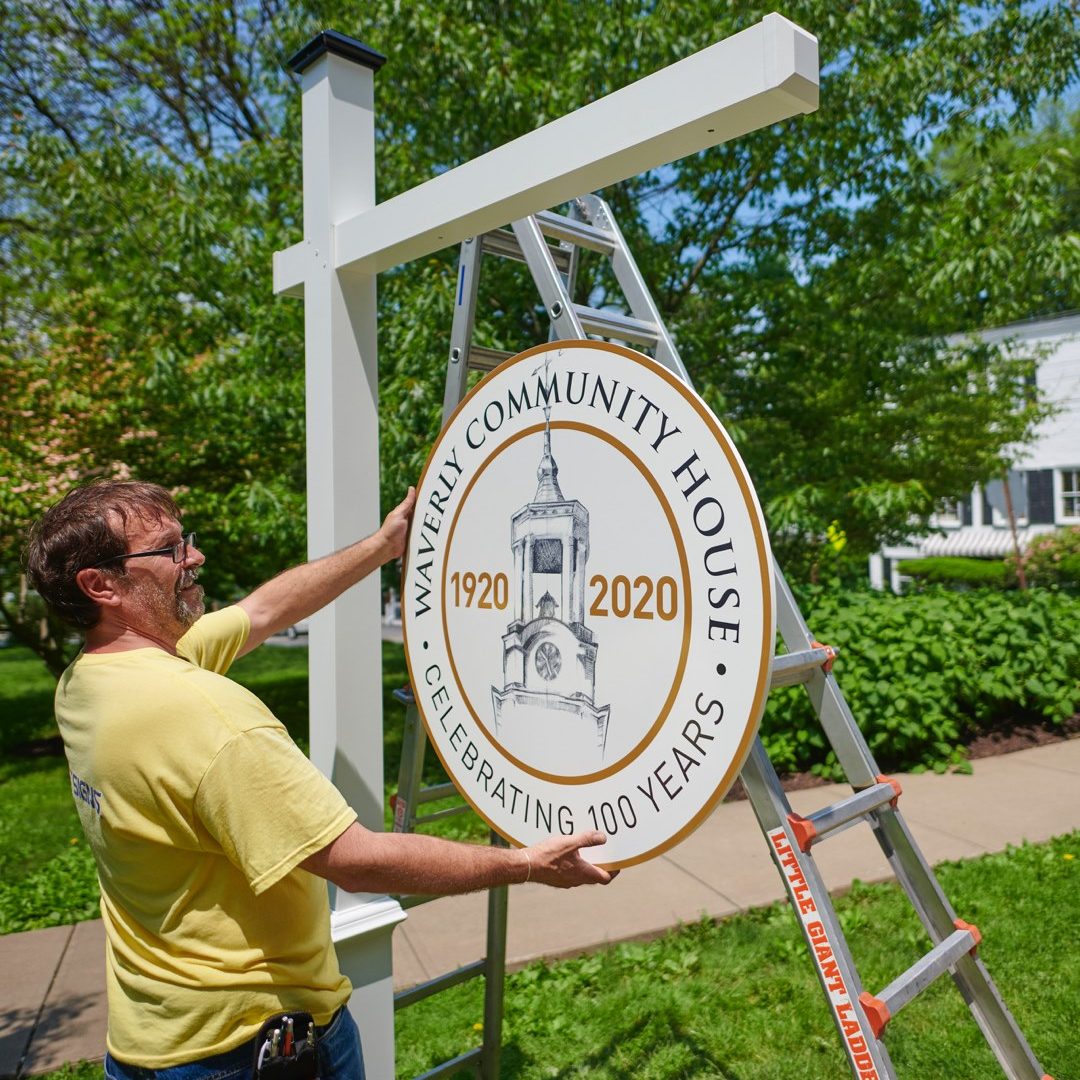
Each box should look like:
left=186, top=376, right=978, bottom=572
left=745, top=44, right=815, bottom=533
left=0, top=1, right=309, bottom=670
left=2, top=0, right=1079, bottom=675
left=344, top=0, right=1080, bottom=576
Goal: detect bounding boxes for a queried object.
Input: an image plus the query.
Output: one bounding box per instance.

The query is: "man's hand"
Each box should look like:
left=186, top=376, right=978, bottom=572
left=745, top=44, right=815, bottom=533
left=378, top=487, right=417, bottom=562
left=523, top=831, right=618, bottom=888
left=237, top=485, right=418, bottom=654
left=302, top=822, right=618, bottom=895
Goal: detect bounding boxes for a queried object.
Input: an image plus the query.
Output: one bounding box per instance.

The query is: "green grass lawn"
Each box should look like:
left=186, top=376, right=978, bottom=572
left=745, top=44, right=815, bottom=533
left=0, top=638, right=480, bottom=934
left=394, top=832, right=1078, bottom=1080
left=6, top=641, right=1075, bottom=1078
left=28, top=831, right=1078, bottom=1080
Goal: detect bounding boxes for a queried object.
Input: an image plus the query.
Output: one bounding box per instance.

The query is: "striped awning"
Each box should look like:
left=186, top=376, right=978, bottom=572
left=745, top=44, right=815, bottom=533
left=918, top=525, right=1056, bottom=558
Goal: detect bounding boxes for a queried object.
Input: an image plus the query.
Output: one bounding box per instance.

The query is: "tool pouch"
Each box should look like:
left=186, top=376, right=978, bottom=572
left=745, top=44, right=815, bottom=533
left=252, top=1011, right=319, bottom=1080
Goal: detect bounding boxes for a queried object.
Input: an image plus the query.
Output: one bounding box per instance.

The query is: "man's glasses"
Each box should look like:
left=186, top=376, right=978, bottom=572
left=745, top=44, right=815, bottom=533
left=90, top=532, right=197, bottom=569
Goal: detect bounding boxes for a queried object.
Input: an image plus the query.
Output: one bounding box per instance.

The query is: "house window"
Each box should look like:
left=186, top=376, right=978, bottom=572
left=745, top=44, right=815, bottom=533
left=932, top=500, right=964, bottom=528
left=1061, top=469, right=1080, bottom=521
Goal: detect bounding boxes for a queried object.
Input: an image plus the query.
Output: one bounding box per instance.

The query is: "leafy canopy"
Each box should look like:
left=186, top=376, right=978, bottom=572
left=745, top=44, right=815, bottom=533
left=2, top=0, right=1079, bottom=673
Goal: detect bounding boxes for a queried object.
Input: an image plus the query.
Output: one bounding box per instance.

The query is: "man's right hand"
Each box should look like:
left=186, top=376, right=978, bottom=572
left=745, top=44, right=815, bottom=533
left=523, top=831, right=619, bottom=888
left=302, top=822, right=619, bottom=896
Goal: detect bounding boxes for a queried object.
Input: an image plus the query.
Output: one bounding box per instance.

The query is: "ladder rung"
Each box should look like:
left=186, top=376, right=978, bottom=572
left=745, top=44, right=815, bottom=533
left=414, top=781, right=460, bottom=805
left=414, top=804, right=472, bottom=825
left=769, top=644, right=838, bottom=688
left=787, top=777, right=901, bottom=852
left=395, top=959, right=487, bottom=1010
left=859, top=922, right=982, bottom=1037
left=481, top=227, right=573, bottom=274
left=534, top=209, right=616, bottom=255
left=573, top=304, right=659, bottom=346
left=407, top=1046, right=483, bottom=1080
left=467, top=345, right=515, bottom=372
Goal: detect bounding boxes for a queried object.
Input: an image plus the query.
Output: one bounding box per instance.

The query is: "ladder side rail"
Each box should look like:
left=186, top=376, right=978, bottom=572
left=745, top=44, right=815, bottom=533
left=948, top=951, right=1046, bottom=1079
left=777, top=574, right=1047, bottom=1076
left=443, top=237, right=485, bottom=425
left=509, top=217, right=587, bottom=339
left=867, top=811, right=1047, bottom=1080
left=773, top=570, right=880, bottom=788
left=560, top=205, right=585, bottom=337
left=739, top=739, right=897, bottom=1078
left=773, top=575, right=982, bottom=944
left=394, top=239, right=514, bottom=1080
left=392, top=692, right=430, bottom=834
left=481, top=835, right=511, bottom=1080
left=428, top=195, right=1049, bottom=1080
left=774, top=567, right=1049, bottom=1078
left=869, top=809, right=967, bottom=945
left=579, top=195, right=690, bottom=382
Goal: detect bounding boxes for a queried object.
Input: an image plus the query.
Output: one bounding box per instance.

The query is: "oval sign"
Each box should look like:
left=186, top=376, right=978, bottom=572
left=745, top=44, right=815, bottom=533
left=402, top=341, right=774, bottom=868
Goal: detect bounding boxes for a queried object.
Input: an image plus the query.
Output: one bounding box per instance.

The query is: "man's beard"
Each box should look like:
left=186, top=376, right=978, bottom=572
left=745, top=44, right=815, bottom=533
left=175, top=568, right=205, bottom=628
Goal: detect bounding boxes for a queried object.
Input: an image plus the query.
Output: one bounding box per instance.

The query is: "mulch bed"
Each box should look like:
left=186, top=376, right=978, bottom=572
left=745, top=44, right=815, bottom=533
left=723, top=712, right=1080, bottom=803
left=965, top=712, right=1080, bottom=759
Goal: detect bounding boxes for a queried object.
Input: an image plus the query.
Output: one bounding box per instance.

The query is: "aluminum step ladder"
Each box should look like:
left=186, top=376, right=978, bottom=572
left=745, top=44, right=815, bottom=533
left=400, top=192, right=1052, bottom=1079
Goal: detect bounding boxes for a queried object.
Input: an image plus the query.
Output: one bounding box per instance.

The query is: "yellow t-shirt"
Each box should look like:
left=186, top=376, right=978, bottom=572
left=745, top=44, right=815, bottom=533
left=56, top=607, right=357, bottom=1067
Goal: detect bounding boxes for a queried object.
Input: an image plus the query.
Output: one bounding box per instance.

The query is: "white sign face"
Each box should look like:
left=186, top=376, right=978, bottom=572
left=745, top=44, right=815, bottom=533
left=402, top=342, right=774, bottom=867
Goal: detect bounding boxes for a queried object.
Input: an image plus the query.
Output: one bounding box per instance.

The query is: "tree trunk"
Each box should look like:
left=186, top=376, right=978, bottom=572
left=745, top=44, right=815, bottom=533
left=1, top=576, right=76, bottom=679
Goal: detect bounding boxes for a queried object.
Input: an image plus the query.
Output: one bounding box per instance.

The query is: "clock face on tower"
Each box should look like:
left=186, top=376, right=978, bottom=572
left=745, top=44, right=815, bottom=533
left=534, top=641, right=561, bottom=680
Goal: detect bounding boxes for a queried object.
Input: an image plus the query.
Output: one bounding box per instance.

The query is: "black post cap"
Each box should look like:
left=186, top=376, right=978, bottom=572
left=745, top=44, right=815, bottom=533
left=287, top=30, right=386, bottom=74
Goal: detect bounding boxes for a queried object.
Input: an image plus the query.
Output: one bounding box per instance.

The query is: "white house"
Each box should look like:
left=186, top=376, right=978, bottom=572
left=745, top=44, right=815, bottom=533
left=870, top=311, right=1080, bottom=591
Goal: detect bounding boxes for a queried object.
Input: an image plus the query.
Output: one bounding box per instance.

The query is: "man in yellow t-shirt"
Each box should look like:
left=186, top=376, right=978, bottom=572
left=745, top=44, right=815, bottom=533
left=26, top=480, right=615, bottom=1080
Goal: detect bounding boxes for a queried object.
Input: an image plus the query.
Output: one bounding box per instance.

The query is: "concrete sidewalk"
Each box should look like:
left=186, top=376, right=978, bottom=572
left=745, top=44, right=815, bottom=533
left=4, top=738, right=1079, bottom=1076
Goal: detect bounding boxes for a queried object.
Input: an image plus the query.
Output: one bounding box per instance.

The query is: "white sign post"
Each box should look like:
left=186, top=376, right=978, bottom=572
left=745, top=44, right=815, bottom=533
left=274, top=18, right=817, bottom=1076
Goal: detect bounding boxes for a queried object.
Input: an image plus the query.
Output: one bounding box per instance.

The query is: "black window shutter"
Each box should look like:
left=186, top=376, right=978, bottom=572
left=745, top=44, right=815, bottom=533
left=1027, top=470, right=1055, bottom=524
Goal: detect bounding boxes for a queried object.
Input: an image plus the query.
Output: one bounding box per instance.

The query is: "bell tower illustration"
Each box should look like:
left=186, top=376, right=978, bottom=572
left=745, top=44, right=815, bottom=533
left=491, top=385, right=611, bottom=771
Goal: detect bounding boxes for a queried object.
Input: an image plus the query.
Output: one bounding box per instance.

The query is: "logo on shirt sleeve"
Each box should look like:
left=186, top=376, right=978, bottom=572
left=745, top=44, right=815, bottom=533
left=70, top=770, right=103, bottom=815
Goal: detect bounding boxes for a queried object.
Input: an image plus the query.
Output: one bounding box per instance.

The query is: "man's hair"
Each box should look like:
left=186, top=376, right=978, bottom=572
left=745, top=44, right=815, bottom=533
left=25, top=480, right=181, bottom=629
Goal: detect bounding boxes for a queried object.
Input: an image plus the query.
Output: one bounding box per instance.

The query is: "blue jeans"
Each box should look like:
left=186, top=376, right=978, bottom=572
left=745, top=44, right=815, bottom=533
left=104, top=1007, right=365, bottom=1080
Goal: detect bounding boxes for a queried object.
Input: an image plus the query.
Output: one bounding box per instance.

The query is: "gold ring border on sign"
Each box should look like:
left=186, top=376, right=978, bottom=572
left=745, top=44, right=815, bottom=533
left=401, top=340, right=774, bottom=870
left=440, top=420, right=692, bottom=785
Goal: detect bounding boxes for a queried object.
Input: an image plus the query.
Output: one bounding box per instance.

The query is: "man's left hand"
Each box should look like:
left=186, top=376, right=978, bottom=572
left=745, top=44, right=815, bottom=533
left=379, top=487, right=417, bottom=562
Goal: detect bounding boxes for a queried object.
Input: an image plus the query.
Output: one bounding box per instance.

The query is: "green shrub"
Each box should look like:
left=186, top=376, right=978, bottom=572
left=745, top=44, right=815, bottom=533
left=761, top=586, right=1080, bottom=777
left=1021, top=527, right=1080, bottom=588
left=0, top=841, right=99, bottom=934
left=897, top=556, right=1011, bottom=589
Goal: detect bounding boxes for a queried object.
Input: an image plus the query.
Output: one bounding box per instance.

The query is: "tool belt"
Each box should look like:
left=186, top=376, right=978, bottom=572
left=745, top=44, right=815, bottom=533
left=252, top=1011, right=319, bottom=1080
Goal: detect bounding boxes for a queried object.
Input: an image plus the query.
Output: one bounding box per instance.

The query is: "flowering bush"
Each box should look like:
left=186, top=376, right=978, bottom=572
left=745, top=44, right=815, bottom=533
left=1019, top=528, right=1080, bottom=588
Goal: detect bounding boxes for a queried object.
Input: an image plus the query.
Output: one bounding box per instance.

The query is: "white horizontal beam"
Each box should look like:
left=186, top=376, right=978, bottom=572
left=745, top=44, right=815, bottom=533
left=274, top=239, right=309, bottom=297
left=330, top=12, right=817, bottom=277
